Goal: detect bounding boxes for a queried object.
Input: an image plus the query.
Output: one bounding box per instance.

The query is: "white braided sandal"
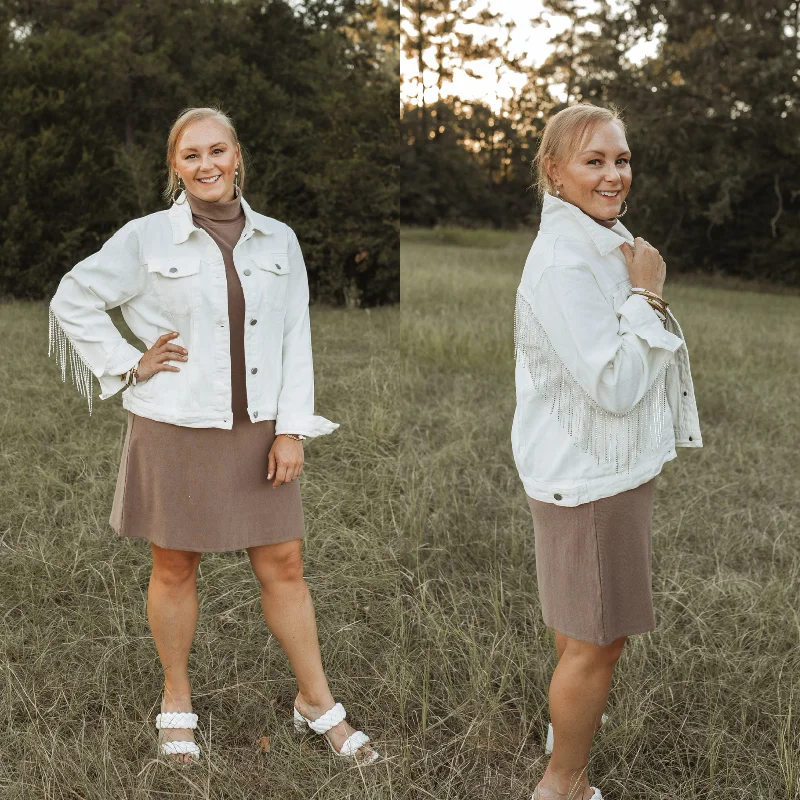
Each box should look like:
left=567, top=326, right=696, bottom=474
left=293, top=702, right=379, bottom=764
left=156, top=711, right=201, bottom=762
left=545, top=713, right=608, bottom=755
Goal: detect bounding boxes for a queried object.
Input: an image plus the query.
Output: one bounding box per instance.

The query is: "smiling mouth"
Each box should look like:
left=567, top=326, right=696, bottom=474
left=198, top=175, right=221, bottom=184
left=597, top=190, right=620, bottom=198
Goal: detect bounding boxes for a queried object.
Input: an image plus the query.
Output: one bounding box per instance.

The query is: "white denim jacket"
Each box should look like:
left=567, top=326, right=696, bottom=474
left=48, top=192, right=337, bottom=437
left=512, top=193, right=702, bottom=505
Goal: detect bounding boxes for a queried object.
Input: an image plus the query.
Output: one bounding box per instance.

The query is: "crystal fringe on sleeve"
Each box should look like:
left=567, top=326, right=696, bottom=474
left=514, top=291, right=668, bottom=473
left=48, top=305, right=95, bottom=415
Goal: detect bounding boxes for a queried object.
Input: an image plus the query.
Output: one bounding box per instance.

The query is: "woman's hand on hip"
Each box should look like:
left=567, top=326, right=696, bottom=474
left=137, top=331, right=188, bottom=382
left=619, top=237, right=666, bottom=297
left=268, top=436, right=304, bottom=487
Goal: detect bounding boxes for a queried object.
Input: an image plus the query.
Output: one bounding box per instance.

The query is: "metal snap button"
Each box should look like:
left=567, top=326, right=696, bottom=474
left=554, top=493, right=563, bottom=501
left=251, top=367, right=258, bottom=374
left=275, top=263, right=282, bottom=270
left=253, top=411, right=258, bottom=419
left=169, top=267, right=177, bottom=273
left=688, top=436, right=693, bottom=441
left=683, top=391, right=687, bottom=396
left=250, top=319, right=257, bottom=325
left=243, top=269, right=251, bottom=276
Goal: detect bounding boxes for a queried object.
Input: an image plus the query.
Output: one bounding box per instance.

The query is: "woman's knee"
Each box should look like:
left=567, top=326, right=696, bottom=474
left=250, top=541, right=304, bottom=586
left=151, top=545, right=200, bottom=588
left=564, top=635, right=627, bottom=669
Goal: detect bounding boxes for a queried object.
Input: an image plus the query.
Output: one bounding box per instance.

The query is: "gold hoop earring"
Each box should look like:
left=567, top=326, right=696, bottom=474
left=172, top=174, right=186, bottom=204
left=616, top=200, right=628, bottom=218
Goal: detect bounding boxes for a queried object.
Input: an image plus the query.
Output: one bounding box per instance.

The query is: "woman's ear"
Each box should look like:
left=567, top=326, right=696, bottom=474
left=545, top=156, right=560, bottom=191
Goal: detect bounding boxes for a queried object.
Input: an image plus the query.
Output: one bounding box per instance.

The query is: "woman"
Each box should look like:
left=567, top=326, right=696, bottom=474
left=48, top=107, right=378, bottom=765
left=512, top=104, right=702, bottom=799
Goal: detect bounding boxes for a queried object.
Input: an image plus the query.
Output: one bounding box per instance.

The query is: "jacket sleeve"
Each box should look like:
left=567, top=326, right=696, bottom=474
left=523, top=263, right=684, bottom=415
left=48, top=221, right=146, bottom=414
left=274, top=229, right=339, bottom=438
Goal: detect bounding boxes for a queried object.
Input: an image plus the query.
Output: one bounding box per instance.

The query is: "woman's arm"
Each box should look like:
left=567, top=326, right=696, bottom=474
left=521, top=263, right=683, bottom=416
left=274, top=229, right=338, bottom=438
left=49, top=221, right=146, bottom=413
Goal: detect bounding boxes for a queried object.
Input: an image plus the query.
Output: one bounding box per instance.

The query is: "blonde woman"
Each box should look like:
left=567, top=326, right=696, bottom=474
left=49, top=107, right=378, bottom=765
left=512, top=105, right=702, bottom=799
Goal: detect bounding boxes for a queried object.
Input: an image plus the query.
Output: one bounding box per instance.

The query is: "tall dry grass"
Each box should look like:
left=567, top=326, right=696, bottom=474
left=2, top=224, right=800, bottom=799
left=0, top=302, right=407, bottom=799
left=397, top=228, right=800, bottom=799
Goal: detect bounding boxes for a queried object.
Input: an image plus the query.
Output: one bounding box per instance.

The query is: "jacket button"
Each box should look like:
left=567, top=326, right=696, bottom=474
left=250, top=318, right=257, bottom=325
left=688, top=436, right=693, bottom=441
left=554, top=493, right=563, bottom=501
left=253, top=411, right=258, bottom=419
left=275, top=263, right=282, bottom=270
left=243, top=269, right=251, bottom=276
left=251, top=367, right=258, bottom=374
left=683, top=391, right=687, bottom=396
left=169, top=267, right=177, bottom=273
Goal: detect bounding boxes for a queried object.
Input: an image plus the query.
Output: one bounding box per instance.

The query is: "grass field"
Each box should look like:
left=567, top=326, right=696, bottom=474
left=0, top=302, right=405, bottom=799
left=1, top=225, right=799, bottom=799
left=399, top=227, right=800, bottom=800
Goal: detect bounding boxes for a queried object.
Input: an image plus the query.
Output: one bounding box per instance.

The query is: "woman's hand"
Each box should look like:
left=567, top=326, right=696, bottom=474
left=619, top=237, right=666, bottom=297
left=268, top=436, right=304, bottom=487
left=137, top=331, right=188, bottom=381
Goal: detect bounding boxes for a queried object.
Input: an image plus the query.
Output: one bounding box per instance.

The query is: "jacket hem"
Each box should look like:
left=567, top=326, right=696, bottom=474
left=520, top=445, right=677, bottom=506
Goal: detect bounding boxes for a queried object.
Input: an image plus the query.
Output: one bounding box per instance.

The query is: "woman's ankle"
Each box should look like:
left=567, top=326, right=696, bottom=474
left=162, top=681, right=192, bottom=706
left=541, top=763, right=590, bottom=796
left=294, top=689, right=336, bottom=715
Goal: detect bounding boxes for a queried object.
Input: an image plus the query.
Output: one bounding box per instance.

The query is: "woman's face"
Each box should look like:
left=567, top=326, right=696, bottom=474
left=173, top=118, right=240, bottom=202
left=548, top=121, right=631, bottom=223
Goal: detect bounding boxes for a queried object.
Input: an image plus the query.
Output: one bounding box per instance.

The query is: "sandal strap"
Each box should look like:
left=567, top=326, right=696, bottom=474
left=160, top=740, right=201, bottom=758
left=339, top=729, right=370, bottom=757
left=156, top=712, right=198, bottom=729
left=307, top=702, right=347, bottom=734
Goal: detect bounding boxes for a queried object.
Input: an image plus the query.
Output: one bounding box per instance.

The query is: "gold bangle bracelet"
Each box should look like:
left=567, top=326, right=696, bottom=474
left=630, top=287, right=669, bottom=308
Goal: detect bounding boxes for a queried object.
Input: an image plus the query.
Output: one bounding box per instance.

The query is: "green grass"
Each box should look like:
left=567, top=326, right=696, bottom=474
left=2, top=226, right=800, bottom=798
left=0, top=302, right=407, bottom=799
left=399, top=228, right=800, bottom=799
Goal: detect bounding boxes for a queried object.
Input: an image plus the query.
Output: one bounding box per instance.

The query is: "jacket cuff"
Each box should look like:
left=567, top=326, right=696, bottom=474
left=99, top=346, right=145, bottom=400
left=275, top=415, right=340, bottom=438
left=618, top=294, right=684, bottom=352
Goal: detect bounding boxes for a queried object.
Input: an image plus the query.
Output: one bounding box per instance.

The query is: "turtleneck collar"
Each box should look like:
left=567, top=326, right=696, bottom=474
left=185, top=187, right=243, bottom=222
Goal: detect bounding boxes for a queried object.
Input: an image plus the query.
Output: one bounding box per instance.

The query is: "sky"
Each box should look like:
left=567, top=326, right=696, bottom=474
left=401, top=0, right=660, bottom=111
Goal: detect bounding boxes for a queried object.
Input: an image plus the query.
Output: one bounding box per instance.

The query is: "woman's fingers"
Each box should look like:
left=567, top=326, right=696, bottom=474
left=272, top=463, right=289, bottom=488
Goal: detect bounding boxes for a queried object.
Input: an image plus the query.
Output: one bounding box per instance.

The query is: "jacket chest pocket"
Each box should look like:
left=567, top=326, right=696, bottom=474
left=252, top=253, right=290, bottom=311
left=147, top=257, right=203, bottom=317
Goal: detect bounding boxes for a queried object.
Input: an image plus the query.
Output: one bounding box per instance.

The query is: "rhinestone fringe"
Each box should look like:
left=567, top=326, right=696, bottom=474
left=514, top=291, right=668, bottom=473
left=48, top=305, right=95, bottom=415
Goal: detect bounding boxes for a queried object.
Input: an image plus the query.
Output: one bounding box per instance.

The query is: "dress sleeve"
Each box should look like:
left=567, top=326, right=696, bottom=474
left=519, top=263, right=684, bottom=415
left=49, top=221, right=146, bottom=413
left=274, top=228, right=339, bottom=438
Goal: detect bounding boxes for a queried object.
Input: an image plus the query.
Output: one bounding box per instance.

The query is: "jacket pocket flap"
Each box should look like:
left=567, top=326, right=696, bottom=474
left=147, top=257, right=202, bottom=278
left=254, top=253, right=291, bottom=276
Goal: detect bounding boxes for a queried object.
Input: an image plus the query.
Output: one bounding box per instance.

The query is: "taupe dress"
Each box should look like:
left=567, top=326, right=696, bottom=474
left=109, top=189, right=305, bottom=552
left=527, top=478, right=656, bottom=646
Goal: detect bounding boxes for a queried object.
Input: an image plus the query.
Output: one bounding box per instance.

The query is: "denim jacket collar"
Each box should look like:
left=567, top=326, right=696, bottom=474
left=539, top=192, right=634, bottom=258
left=168, top=192, right=275, bottom=245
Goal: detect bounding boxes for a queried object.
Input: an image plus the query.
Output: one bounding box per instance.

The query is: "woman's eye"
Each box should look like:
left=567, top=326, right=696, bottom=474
left=617, top=158, right=630, bottom=165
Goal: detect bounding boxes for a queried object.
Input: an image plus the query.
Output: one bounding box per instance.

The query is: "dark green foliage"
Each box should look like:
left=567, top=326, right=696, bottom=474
left=400, top=0, right=800, bottom=285
left=0, top=0, right=399, bottom=305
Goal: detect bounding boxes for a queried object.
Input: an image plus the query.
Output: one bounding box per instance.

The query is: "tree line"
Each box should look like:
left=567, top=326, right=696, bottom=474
left=0, top=0, right=399, bottom=306
left=402, top=0, right=800, bottom=285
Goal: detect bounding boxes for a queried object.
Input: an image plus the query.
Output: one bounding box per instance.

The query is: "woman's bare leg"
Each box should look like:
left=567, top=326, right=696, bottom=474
left=148, top=543, right=202, bottom=763
left=247, top=539, right=374, bottom=761
left=537, top=634, right=627, bottom=799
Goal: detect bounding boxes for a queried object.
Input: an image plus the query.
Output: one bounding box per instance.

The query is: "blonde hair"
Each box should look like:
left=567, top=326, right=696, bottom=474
left=533, top=104, right=625, bottom=200
left=163, top=107, right=246, bottom=203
